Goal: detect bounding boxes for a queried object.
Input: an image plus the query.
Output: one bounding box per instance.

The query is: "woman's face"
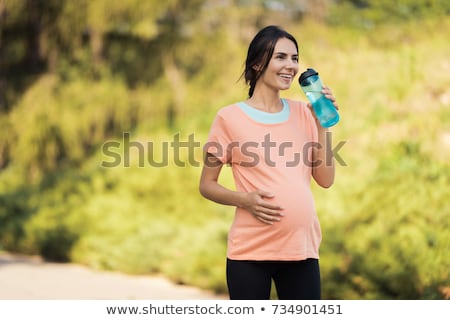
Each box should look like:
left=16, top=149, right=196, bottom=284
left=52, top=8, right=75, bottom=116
left=259, top=37, right=299, bottom=92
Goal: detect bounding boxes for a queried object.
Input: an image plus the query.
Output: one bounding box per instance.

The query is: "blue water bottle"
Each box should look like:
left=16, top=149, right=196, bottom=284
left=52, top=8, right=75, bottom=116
left=298, top=68, right=339, bottom=128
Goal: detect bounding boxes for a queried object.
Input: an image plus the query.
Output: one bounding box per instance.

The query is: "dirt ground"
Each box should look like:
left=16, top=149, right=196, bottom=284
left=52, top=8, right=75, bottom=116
left=0, top=252, right=226, bottom=300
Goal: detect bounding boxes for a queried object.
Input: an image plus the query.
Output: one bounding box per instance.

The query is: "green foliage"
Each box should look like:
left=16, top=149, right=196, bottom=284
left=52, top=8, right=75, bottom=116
left=329, top=0, right=450, bottom=27
left=3, top=74, right=140, bottom=181
left=321, top=142, right=450, bottom=299
left=1, top=2, right=449, bottom=298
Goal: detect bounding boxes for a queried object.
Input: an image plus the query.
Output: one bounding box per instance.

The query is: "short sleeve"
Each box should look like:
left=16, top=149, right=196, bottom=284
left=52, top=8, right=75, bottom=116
left=299, top=100, right=318, bottom=143
left=203, top=112, right=233, bottom=164
left=308, top=110, right=319, bottom=144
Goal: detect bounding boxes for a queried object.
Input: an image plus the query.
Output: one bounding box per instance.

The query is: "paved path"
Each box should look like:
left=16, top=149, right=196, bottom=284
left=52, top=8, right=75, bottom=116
left=0, top=252, right=226, bottom=300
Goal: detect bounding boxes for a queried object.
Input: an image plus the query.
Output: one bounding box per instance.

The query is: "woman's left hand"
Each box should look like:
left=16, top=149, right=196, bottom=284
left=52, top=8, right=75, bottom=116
left=307, top=85, right=339, bottom=129
left=322, top=86, right=339, bottom=110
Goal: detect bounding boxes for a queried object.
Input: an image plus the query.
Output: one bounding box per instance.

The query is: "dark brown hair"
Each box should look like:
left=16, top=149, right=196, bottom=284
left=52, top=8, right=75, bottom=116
left=242, top=25, right=299, bottom=97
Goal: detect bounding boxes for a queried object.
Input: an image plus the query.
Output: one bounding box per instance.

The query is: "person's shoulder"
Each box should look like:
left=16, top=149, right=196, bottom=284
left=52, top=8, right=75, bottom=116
left=283, top=98, right=308, bottom=113
left=215, top=103, right=241, bottom=118
left=284, top=98, right=316, bottom=123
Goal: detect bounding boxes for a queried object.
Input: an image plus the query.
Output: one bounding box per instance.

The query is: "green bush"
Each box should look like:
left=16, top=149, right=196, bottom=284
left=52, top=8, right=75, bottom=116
left=1, top=13, right=449, bottom=298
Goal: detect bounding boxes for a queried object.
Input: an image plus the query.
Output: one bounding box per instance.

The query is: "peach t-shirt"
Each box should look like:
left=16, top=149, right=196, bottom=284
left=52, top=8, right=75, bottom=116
left=205, top=98, right=321, bottom=261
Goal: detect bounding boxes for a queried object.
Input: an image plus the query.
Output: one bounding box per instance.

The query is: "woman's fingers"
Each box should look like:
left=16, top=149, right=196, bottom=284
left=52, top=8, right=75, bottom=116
left=254, top=213, right=280, bottom=225
left=245, top=190, right=284, bottom=224
left=253, top=205, right=284, bottom=224
left=322, top=86, right=339, bottom=109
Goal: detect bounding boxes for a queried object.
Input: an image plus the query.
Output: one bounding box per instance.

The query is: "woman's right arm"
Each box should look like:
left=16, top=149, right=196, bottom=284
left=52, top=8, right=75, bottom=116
left=199, top=153, right=284, bottom=225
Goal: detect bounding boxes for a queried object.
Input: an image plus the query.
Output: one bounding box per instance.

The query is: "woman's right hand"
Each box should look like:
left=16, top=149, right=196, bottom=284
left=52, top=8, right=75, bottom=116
left=240, top=190, right=284, bottom=225
left=199, top=155, right=283, bottom=225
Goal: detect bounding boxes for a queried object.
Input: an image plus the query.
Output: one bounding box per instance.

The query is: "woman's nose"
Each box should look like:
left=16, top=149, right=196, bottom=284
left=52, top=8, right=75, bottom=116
left=286, top=60, right=298, bottom=71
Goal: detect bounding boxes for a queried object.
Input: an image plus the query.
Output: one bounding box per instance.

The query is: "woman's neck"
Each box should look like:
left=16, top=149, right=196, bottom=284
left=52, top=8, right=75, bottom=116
left=246, top=90, right=282, bottom=113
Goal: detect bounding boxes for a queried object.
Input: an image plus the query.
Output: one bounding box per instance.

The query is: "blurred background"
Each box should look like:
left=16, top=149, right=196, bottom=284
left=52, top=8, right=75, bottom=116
left=0, top=0, right=449, bottom=299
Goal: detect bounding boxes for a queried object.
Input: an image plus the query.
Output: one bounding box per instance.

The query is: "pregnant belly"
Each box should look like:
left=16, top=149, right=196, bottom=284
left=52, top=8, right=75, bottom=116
left=231, top=183, right=318, bottom=241
left=268, top=183, right=317, bottom=229
left=228, top=183, right=321, bottom=259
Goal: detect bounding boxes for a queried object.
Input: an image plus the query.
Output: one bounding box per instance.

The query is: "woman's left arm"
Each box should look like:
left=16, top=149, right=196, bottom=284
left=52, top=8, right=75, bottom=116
left=312, top=126, right=335, bottom=188
left=310, top=86, right=338, bottom=188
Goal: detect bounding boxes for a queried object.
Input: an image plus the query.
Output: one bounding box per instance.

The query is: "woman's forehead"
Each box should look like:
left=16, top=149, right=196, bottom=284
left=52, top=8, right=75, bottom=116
left=274, top=37, right=298, bottom=54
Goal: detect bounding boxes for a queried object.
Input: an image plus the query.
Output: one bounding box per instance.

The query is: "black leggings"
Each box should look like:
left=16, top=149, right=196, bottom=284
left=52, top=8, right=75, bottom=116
left=226, top=258, right=321, bottom=300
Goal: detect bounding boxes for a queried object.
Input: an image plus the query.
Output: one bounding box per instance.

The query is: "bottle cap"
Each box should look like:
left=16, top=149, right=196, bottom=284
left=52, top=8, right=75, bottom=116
left=298, top=68, right=318, bottom=85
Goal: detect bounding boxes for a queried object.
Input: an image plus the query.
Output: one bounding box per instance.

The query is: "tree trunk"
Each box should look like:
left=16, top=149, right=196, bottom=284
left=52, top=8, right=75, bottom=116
left=0, top=0, right=6, bottom=112
left=90, top=28, right=103, bottom=79
left=162, top=50, right=185, bottom=129
left=24, top=0, right=42, bottom=72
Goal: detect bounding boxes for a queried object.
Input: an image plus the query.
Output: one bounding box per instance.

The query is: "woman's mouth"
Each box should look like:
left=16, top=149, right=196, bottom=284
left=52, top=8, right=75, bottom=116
left=279, top=73, right=293, bottom=82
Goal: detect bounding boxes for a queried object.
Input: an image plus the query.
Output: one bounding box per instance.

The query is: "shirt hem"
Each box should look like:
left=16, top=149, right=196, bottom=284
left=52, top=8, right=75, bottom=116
left=226, top=253, right=320, bottom=261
